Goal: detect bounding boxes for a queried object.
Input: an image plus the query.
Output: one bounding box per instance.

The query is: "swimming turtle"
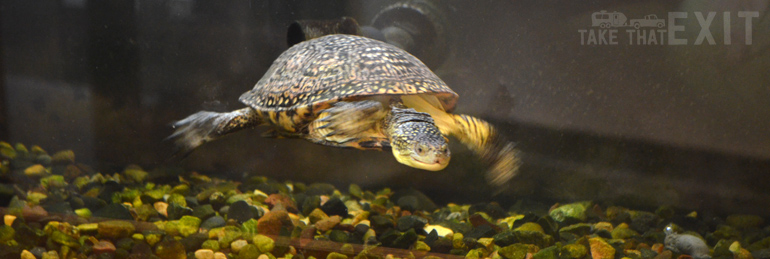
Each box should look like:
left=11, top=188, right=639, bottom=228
left=170, top=34, right=520, bottom=185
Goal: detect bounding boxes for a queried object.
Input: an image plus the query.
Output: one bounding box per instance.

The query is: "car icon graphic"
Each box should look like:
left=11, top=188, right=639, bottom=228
left=629, top=14, right=665, bottom=29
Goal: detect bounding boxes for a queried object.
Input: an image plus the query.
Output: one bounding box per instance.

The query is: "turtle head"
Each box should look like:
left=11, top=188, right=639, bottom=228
left=388, top=108, right=450, bottom=171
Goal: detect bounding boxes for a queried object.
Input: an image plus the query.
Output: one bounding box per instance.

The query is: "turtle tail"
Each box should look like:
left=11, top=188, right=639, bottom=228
left=450, top=114, right=522, bottom=187
left=167, top=107, right=260, bottom=155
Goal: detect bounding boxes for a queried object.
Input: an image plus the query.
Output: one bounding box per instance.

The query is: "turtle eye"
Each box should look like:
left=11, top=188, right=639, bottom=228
left=415, top=145, right=426, bottom=156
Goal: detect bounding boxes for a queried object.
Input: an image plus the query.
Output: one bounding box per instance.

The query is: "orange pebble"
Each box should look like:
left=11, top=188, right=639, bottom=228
left=651, top=243, right=665, bottom=254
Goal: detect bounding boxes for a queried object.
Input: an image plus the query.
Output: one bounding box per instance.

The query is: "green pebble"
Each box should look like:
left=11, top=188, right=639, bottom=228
left=559, top=223, right=593, bottom=239
left=239, top=244, right=260, bottom=259
left=514, top=222, right=544, bottom=233
left=533, top=246, right=559, bottom=259
left=171, top=184, right=190, bottom=195
left=241, top=218, right=260, bottom=237
left=340, top=243, right=354, bottom=255
left=253, top=234, right=275, bottom=253
left=415, top=240, right=431, bottom=251
left=15, top=143, right=29, bottom=157
left=560, top=244, right=588, bottom=259
left=329, top=230, right=349, bottom=243
left=0, top=225, right=15, bottom=243
left=145, top=232, right=162, bottom=246
left=135, top=204, right=159, bottom=221
left=466, top=248, right=485, bottom=259
left=201, top=239, right=220, bottom=251
left=499, top=243, right=538, bottom=259
left=132, top=233, right=144, bottom=242
left=51, top=230, right=80, bottom=248
left=226, top=193, right=254, bottom=204
left=349, top=184, right=363, bottom=199
left=344, top=200, right=362, bottom=213
left=168, top=193, right=187, bottom=207
left=0, top=142, right=16, bottom=159
left=51, top=150, right=75, bottom=164
left=141, top=189, right=166, bottom=203
left=549, top=201, right=590, bottom=223
left=154, top=239, right=186, bottom=259
left=308, top=208, right=329, bottom=224
left=75, top=208, right=92, bottom=218
left=165, top=215, right=201, bottom=237
left=41, top=251, right=59, bottom=259
left=326, top=252, right=348, bottom=259
left=73, top=176, right=90, bottom=190
left=218, top=226, right=242, bottom=248
left=98, top=220, right=136, bottom=239
left=77, top=223, right=98, bottom=233
left=123, top=167, right=148, bottom=182
left=26, top=192, right=47, bottom=205
left=611, top=226, right=639, bottom=239
left=24, top=164, right=48, bottom=177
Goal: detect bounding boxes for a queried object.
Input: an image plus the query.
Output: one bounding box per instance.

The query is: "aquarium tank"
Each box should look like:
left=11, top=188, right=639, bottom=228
left=1, top=1, right=769, bottom=258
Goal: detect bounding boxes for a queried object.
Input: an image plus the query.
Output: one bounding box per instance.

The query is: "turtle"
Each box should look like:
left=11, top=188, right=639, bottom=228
left=169, top=34, right=520, bottom=185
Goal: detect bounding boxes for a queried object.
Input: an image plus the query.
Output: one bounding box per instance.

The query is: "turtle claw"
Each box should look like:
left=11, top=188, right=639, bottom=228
left=323, top=130, right=339, bottom=137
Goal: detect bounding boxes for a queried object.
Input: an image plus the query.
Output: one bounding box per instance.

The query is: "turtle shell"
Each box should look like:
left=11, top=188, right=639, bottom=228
left=239, top=34, right=458, bottom=113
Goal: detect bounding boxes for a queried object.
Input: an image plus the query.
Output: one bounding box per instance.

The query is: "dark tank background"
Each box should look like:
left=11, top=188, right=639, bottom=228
left=1, top=1, right=769, bottom=215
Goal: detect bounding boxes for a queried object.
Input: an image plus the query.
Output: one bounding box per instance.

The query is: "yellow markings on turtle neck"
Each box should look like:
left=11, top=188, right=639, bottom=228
left=400, top=95, right=454, bottom=136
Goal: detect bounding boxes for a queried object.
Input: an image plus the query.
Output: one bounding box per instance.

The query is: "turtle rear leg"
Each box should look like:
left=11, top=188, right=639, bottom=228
left=168, top=107, right=261, bottom=154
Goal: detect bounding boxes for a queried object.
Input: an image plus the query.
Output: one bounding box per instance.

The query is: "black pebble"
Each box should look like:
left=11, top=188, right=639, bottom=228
left=300, top=195, right=320, bottom=216
left=392, top=229, right=418, bottom=249
left=466, top=224, right=497, bottom=239
left=320, top=197, right=347, bottom=217
left=430, top=238, right=453, bottom=254
left=200, top=216, right=226, bottom=230
left=181, top=233, right=209, bottom=251
left=0, top=184, right=15, bottom=207
left=396, top=215, right=428, bottom=233
left=98, top=181, right=124, bottom=202
left=424, top=229, right=438, bottom=246
left=192, top=204, right=216, bottom=220
left=41, top=201, right=73, bottom=215
left=492, top=230, right=517, bottom=247
left=469, top=202, right=507, bottom=219
left=166, top=203, right=193, bottom=220
left=630, top=211, right=659, bottom=233
left=93, top=203, right=133, bottom=220
left=184, top=196, right=199, bottom=208
left=378, top=229, right=401, bottom=247
left=228, top=200, right=257, bottom=223
left=328, top=230, right=350, bottom=243
left=396, top=196, right=419, bottom=212
left=369, top=215, right=395, bottom=234
left=81, top=196, right=107, bottom=211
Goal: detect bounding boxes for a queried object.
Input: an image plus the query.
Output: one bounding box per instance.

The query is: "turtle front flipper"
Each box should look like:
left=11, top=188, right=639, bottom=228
left=168, top=107, right=261, bottom=154
left=450, top=114, right=521, bottom=186
left=308, top=100, right=388, bottom=146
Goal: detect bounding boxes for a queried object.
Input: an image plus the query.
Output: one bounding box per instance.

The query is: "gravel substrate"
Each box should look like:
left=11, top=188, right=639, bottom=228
left=0, top=142, right=768, bottom=259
